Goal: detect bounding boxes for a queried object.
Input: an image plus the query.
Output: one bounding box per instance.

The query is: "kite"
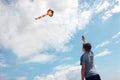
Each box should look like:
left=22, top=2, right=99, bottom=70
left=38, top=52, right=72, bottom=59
left=35, top=9, right=54, bottom=20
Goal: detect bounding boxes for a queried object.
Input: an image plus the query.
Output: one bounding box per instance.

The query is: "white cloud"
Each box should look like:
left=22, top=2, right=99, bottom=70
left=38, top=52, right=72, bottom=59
left=60, top=57, right=72, bottom=62
left=95, top=49, right=111, bottom=58
left=115, top=40, right=120, bottom=44
left=94, top=31, right=120, bottom=51
left=0, top=62, right=7, bottom=67
left=112, top=32, right=120, bottom=39
left=0, top=74, right=9, bottom=80
left=78, top=10, right=93, bottom=29
left=54, top=64, right=74, bottom=71
left=0, top=0, right=120, bottom=64
left=95, top=40, right=110, bottom=49
left=111, top=0, right=120, bottom=13
left=34, top=64, right=80, bottom=80
left=17, top=76, right=27, bottom=80
left=112, top=32, right=120, bottom=45
left=22, top=54, right=56, bottom=64
left=112, top=32, right=120, bottom=44
left=0, top=0, right=93, bottom=63
left=102, top=11, right=112, bottom=21
left=95, top=1, right=110, bottom=13
left=102, top=0, right=120, bottom=20
left=0, top=54, right=7, bottom=67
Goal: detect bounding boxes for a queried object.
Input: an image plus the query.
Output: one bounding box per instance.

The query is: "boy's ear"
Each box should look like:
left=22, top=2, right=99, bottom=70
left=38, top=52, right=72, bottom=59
left=82, top=48, right=85, bottom=52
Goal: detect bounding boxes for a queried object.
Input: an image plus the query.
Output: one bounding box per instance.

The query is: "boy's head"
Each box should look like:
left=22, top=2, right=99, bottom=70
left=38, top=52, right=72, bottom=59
left=82, top=42, right=92, bottom=52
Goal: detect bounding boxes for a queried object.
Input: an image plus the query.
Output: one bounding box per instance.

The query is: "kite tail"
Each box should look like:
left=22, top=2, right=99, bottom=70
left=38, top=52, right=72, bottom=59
left=35, top=14, right=48, bottom=20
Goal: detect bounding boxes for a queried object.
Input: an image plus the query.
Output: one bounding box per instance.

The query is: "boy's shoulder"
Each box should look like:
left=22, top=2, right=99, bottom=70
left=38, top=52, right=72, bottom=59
left=81, top=53, right=88, bottom=59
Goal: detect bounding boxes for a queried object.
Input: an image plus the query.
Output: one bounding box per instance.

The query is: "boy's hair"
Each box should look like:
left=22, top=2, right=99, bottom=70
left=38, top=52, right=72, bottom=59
left=83, top=43, right=92, bottom=52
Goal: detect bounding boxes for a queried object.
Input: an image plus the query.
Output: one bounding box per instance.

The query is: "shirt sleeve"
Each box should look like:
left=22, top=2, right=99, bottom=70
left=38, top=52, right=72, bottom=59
left=80, top=54, right=87, bottom=65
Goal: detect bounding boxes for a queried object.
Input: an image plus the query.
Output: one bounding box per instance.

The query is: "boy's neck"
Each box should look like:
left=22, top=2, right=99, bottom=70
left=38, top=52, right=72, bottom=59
left=84, top=51, right=90, bottom=53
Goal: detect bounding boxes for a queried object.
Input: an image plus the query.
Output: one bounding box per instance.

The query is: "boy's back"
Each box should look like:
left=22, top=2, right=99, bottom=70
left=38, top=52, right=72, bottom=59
left=80, top=51, right=98, bottom=78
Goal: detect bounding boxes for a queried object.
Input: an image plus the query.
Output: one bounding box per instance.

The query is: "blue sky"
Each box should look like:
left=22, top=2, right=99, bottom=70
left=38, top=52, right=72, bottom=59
left=0, top=0, right=120, bottom=80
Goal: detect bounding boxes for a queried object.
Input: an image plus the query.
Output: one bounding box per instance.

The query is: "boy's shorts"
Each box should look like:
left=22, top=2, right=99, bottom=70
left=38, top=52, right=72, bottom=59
left=86, top=74, right=101, bottom=80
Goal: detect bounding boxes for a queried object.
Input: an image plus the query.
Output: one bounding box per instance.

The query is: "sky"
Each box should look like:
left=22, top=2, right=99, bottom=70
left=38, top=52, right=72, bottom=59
left=0, top=0, right=120, bottom=80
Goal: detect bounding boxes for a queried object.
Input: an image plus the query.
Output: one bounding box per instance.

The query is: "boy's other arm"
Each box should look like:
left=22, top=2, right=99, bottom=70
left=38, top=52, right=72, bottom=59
left=81, top=64, right=86, bottom=80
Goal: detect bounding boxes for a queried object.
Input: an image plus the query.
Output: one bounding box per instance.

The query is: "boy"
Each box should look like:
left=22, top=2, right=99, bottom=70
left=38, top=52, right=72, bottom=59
left=80, top=36, right=101, bottom=80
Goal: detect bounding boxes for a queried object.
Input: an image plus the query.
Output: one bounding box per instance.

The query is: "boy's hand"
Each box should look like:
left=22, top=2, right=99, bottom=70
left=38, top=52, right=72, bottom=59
left=82, top=35, right=86, bottom=43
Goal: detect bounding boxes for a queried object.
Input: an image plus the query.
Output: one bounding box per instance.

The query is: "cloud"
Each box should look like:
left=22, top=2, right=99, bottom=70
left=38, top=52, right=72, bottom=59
left=60, top=57, right=73, bottom=62
left=94, top=31, right=120, bottom=51
left=0, top=62, right=7, bottom=67
left=102, top=0, right=120, bottom=20
left=0, top=0, right=80, bottom=57
left=21, top=54, right=56, bottom=64
left=102, top=11, right=112, bottom=21
left=112, top=32, right=120, bottom=39
left=0, top=0, right=93, bottom=64
left=95, top=1, right=110, bottom=13
left=95, top=49, right=111, bottom=58
left=112, top=32, right=120, bottom=44
left=0, top=54, right=8, bottom=67
left=34, top=64, right=80, bottom=80
left=115, top=40, right=120, bottom=44
left=95, top=40, right=110, bottom=49
left=0, top=0, right=120, bottom=64
left=111, top=0, right=120, bottom=13
left=0, top=74, right=9, bottom=80
left=16, top=76, right=27, bottom=80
